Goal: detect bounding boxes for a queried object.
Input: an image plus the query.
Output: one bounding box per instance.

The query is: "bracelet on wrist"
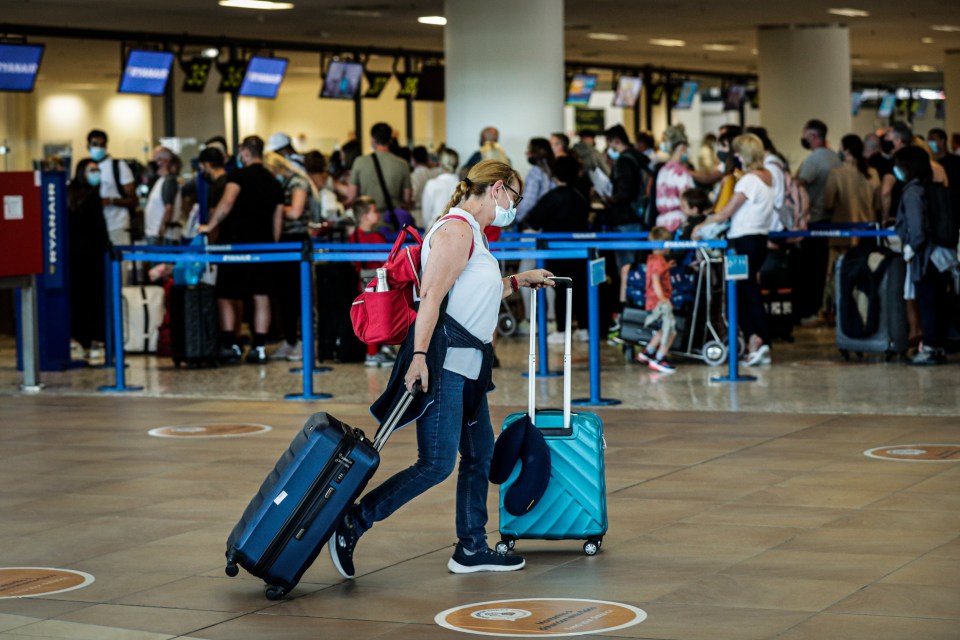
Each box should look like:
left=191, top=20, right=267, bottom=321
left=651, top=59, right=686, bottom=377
left=412, top=351, right=428, bottom=358
left=509, top=275, right=520, bottom=293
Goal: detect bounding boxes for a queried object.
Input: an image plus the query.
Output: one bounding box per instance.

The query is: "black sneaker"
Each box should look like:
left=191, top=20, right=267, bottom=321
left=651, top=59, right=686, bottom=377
left=219, top=344, right=242, bottom=364
left=447, top=543, right=525, bottom=574
left=246, top=346, right=267, bottom=364
left=910, top=346, right=945, bottom=366
left=648, top=356, right=676, bottom=373
left=328, top=513, right=360, bottom=579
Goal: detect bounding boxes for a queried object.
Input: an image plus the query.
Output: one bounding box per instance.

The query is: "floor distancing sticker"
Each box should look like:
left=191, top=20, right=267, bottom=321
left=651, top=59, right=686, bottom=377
left=148, top=423, right=272, bottom=438
left=0, top=568, right=94, bottom=598
left=864, top=444, right=960, bottom=462
left=435, top=598, right=646, bottom=637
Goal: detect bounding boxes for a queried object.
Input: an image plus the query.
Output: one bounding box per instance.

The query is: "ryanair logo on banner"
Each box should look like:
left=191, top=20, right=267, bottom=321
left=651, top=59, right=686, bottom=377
left=41, top=172, right=66, bottom=289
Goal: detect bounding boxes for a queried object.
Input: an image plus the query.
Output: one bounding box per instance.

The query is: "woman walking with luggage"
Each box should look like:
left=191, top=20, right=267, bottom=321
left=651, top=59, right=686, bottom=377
left=330, top=160, right=555, bottom=578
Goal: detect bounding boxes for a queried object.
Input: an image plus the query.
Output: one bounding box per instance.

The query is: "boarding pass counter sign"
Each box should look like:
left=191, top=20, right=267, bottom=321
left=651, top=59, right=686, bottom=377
left=589, top=257, right=606, bottom=287
left=725, top=254, right=748, bottom=281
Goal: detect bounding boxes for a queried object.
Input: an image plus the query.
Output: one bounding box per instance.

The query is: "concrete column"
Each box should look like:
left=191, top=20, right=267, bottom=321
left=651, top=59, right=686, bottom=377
left=758, top=25, right=851, bottom=169
left=945, top=50, right=960, bottom=138
left=444, top=0, right=565, bottom=173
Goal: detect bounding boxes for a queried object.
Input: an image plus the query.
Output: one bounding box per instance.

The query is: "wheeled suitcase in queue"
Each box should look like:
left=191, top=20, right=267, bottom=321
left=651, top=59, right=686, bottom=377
left=169, top=284, right=219, bottom=367
left=122, top=285, right=165, bottom=353
left=225, top=390, right=415, bottom=599
left=497, top=279, right=608, bottom=557
left=759, top=250, right=794, bottom=343
left=835, top=248, right=908, bottom=359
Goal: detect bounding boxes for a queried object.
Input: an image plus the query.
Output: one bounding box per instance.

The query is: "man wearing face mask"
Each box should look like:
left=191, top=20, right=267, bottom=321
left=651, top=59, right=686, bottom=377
left=328, top=160, right=554, bottom=579
left=795, top=119, right=841, bottom=326
left=880, top=122, right=914, bottom=223
left=197, top=147, right=229, bottom=213
left=927, top=128, right=960, bottom=213
left=87, top=129, right=138, bottom=248
left=601, top=125, right=648, bottom=269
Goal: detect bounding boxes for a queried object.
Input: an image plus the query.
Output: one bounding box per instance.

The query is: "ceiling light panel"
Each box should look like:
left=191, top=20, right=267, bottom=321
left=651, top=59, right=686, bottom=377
left=417, top=16, right=447, bottom=25
left=588, top=33, right=629, bottom=41
left=827, top=8, right=870, bottom=17
left=218, top=0, right=294, bottom=10
left=649, top=38, right=686, bottom=47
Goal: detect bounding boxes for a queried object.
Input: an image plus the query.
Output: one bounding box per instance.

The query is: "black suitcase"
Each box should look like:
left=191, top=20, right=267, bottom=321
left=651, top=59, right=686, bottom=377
left=759, top=250, right=794, bottom=342
left=620, top=306, right=688, bottom=346
left=835, top=249, right=908, bottom=359
left=225, top=389, right=414, bottom=599
left=314, top=262, right=366, bottom=362
left=169, top=284, right=219, bottom=367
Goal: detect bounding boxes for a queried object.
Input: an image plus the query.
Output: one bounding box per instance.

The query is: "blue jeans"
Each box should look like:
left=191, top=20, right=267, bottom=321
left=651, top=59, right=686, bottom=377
left=353, top=368, right=495, bottom=551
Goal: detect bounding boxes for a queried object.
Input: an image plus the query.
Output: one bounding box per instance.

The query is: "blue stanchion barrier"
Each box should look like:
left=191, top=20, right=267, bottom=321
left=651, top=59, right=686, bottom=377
left=548, top=239, right=729, bottom=250
left=711, top=250, right=756, bottom=384
left=769, top=229, right=895, bottom=239
left=120, top=251, right=303, bottom=264
left=98, top=252, right=143, bottom=394
left=114, top=242, right=304, bottom=253
left=286, top=242, right=332, bottom=402
left=501, top=231, right=650, bottom=240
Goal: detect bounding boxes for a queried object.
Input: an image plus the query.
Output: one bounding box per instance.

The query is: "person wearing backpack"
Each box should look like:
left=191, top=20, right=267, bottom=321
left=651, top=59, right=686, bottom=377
left=894, top=146, right=954, bottom=365
left=87, top=129, right=138, bottom=248
left=600, top=124, right=647, bottom=269
left=329, top=160, right=555, bottom=579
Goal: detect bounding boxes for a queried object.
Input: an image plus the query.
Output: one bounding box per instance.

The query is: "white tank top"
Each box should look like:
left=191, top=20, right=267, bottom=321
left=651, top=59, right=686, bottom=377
left=421, top=209, right=503, bottom=379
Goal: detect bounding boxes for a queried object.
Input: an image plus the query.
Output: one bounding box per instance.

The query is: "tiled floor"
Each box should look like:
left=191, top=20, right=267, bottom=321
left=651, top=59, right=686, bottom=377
left=0, top=329, right=958, bottom=638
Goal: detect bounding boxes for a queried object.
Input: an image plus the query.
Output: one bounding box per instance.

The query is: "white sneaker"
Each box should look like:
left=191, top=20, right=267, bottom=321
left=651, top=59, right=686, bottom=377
left=365, top=353, right=396, bottom=368
left=547, top=331, right=566, bottom=345
left=271, top=341, right=302, bottom=361
left=575, top=329, right=589, bottom=343
left=743, top=345, right=771, bottom=367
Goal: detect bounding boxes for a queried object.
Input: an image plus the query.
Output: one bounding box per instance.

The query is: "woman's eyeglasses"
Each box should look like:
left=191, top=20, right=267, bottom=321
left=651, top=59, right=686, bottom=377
left=503, top=183, right=523, bottom=208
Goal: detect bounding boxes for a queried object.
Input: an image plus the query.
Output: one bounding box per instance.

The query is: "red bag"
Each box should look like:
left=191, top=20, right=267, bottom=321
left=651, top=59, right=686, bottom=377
left=350, top=217, right=473, bottom=345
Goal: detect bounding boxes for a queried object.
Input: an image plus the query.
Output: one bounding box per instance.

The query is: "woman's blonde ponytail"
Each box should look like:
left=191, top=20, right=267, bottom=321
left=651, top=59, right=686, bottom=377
left=440, top=181, right=470, bottom=218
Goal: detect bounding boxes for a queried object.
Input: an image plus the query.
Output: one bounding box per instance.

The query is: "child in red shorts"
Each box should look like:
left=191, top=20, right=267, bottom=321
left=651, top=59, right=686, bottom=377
left=637, top=226, right=677, bottom=373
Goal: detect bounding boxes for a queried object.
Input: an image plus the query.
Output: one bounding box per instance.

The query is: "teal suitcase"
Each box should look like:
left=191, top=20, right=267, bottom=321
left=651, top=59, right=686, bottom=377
left=497, top=279, right=608, bottom=556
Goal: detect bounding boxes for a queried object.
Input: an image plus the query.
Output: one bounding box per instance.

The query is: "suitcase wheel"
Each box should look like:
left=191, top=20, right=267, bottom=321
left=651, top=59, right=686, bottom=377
left=265, top=585, right=287, bottom=600
left=583, top=538, right=602, bottom=556
left=495, top=537, right=516, bottom=555
left=224, top=562, right=239, bottom=577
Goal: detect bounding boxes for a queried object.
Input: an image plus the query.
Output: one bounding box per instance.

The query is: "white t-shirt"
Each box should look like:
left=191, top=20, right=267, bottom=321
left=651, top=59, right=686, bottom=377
left=729, top=172, right=774, bottom=239
left=97, top=156, right=134, bottom=232
left=764, top=153, right=785, bottom=213
left=421, top=209, right=502, bottom=380
left=421, top=172, right=461, bottom=229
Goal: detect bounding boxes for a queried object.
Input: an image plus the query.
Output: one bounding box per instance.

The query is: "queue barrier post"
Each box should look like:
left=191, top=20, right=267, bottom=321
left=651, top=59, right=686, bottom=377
left=98, top=248, right=143, bottom=393
left=286, top=238, right=333, bottom=401
left=101, top=249, right=115, bottom=369
left=572, top=250, right=620, bottom=407
left=711, top=250, right=756, bottom=384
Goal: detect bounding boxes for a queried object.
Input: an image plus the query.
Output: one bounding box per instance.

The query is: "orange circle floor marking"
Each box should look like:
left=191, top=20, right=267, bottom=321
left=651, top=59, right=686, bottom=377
left=148, top=423, right=272, bottom=439
left=864, top=444, right=960, bottom=462
left=435, top=598, right=646, bottom=637
left=0, top=568, right=94, bottom=599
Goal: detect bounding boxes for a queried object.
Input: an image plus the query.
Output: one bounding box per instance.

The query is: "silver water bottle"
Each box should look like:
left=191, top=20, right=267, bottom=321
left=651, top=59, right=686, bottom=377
left=376, top=268, right=389, bottom=292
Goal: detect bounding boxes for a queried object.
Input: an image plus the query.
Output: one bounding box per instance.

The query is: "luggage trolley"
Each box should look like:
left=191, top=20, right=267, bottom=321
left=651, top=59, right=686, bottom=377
left=619, top=247, right=742, bottom=366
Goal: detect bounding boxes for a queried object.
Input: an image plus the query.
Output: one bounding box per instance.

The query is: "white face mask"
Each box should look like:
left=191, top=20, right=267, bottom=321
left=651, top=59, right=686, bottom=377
left=492, top=186, right=517, bottom=227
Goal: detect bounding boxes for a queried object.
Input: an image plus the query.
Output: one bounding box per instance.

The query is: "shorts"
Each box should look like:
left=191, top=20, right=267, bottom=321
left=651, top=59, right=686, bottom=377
left=215, top=263, right=273, bottom=300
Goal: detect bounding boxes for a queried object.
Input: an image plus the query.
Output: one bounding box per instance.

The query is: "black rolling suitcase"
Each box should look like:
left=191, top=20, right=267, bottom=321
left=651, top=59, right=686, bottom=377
left=225, top=389, right=415, bottom=599
left=169, top=284, right=219, bottom=367
left=835, top=247, right=908, bottom=359
left=759, top=250, right=794, bottom=343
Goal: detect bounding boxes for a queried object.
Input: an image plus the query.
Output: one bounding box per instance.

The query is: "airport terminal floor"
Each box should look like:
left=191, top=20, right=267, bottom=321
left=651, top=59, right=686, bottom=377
left=0, top=328, right=958, bottom=640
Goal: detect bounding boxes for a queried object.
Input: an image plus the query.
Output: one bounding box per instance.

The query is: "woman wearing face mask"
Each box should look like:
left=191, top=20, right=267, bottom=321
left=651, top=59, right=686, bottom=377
left=893, top=146, right=950, bottom=365
left=263, top=151, right=321, bottom=361
left=515, top=137, right=556, bottom=227
left=328, top=160, right=555, bottom=579
left=693, top=134, right=775, bottom=367
left=67, top=159, right=110, bottom=360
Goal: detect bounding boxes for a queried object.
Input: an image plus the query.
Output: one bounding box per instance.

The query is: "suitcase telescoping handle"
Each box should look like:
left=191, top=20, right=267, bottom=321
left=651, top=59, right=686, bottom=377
left=528, top=277, right=573, bottom=430
left=372, top=382, right=420, bottom=452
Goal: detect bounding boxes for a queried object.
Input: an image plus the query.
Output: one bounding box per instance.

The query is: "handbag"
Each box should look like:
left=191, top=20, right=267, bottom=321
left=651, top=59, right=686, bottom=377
left=350, top=215, right=474, bottom=345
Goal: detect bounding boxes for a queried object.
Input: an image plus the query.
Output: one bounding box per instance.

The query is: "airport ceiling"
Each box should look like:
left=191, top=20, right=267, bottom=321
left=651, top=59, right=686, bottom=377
left=4, top=0, right=958, bottom=86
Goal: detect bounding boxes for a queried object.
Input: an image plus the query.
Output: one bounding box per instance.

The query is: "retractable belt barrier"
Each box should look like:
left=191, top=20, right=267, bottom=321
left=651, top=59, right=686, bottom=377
left=100, top=242, right=587, bottom=402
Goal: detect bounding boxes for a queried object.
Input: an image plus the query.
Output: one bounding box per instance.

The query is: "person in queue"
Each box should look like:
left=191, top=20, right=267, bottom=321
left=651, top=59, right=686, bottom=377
left=200, top=135, right=284, bottom=364
left=893, top=146, right=950, bottom=366
left=328, top=160, right=556, bottom=578
left=693, top=133, right=775, bottom=367
left=67, top=158, right=109, bottom=361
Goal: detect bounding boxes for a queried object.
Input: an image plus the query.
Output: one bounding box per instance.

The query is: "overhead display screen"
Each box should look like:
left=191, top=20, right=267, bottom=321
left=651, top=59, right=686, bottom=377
left=0, top=44, right=44, bottom=92
left=321, top=61, right=363, bottom=99
left=566, top=74, right=597, bottom=105
left=613, top=76, right=642, bottom=108
left=877, top=94, right=896, bottom=118
left=118, top=50, right=174, bottom=96
left=673, top=80, right=698, bottom=109
left=239, top=56, right=288, bottom=99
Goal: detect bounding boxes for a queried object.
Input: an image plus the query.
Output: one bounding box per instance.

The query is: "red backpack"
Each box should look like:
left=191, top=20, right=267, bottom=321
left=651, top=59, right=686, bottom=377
left=350, top=216, right=474, bottom=345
